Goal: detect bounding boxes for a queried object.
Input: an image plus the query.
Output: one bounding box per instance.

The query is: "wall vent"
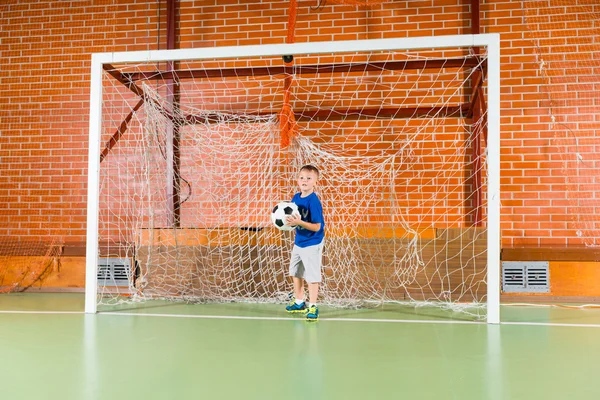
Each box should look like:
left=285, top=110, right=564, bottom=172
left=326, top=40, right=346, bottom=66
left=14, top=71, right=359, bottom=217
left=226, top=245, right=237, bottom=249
left=502, top=261, right=549, bottom=293
left=98, top=258, right=131, bottom=287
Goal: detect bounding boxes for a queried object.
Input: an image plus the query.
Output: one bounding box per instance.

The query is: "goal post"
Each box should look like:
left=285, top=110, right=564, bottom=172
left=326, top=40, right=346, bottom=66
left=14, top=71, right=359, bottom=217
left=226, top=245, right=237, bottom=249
left=86, top=34, right=501, bottom=323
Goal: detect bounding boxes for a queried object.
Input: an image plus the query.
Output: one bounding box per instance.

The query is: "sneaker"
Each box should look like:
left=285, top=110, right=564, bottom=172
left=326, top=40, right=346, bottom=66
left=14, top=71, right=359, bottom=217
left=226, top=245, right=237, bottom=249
left=286, top=300, right=307, bottom=313
left=306, top=305, right=319, bottom=321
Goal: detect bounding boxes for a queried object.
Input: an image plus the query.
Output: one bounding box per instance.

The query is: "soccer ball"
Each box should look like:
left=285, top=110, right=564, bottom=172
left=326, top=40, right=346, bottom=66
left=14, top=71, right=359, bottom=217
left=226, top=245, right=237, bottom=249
left=271, top=202, right=300, bottom=231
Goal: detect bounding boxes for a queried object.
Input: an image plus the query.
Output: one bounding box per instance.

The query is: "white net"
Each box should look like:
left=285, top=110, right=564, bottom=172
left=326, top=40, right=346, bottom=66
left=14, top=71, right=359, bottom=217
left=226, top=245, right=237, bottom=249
left=96, top=45, right=489, bottom=315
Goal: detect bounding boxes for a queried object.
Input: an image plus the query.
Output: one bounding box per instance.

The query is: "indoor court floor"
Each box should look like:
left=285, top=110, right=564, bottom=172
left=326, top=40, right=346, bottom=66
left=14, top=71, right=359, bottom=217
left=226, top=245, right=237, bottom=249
left=1, top=293, right=598, bottom=400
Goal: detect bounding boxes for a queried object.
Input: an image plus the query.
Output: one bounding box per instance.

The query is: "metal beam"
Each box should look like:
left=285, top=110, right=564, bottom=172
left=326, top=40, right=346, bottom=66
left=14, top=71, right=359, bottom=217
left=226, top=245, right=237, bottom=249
left=470, top=0, right=484, bottom=227
left=472, top=0, right=481, bottom=55
left=122, top=57, right=485, bottom=82
left=181, top=105, right=470, bottom=124
left=103, top=64, right=145, bottom=97
left=99, top=99, right=144, bottom=163
left=165, top=0, right=181, bottom=228
left=468, top=68, right=486, bottom=118
left=296, top=105, right=470, bottom=120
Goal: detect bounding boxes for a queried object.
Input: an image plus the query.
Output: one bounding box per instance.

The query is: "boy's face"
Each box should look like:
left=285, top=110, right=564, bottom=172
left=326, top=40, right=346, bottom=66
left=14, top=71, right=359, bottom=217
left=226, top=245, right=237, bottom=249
left=297, top=170, right=318, bottom=194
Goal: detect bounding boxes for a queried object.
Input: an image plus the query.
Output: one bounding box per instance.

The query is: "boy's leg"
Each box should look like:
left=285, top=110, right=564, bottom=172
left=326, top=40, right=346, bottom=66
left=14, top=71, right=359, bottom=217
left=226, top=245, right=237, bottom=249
left=306, top=281, right=320, bottom=321
left=307, top=282, right=319, bottom=305
left=288, top=245, right=305, bottom=300
left=286, top=245, right=308, bottom=313
left=287, top=275, right=307, bottom=313
left=293, top=276, right=305, bottom=301
left=297, top=242, right=323, bottom=321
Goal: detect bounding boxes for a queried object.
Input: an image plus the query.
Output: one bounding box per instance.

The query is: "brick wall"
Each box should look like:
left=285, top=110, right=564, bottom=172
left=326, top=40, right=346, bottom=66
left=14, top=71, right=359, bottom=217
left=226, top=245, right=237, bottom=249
left=0, top=1, right=160, bottom=246
left=1, top=0, right=599, bottom=250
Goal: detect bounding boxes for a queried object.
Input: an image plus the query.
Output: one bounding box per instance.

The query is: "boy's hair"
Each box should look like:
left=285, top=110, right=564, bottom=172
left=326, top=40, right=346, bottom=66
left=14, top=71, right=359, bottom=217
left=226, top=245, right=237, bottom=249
left=300, top=164, right=320, bottom=177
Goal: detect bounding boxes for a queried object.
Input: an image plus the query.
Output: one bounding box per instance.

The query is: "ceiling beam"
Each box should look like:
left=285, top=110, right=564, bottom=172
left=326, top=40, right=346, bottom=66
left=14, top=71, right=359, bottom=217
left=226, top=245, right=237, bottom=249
left=122, top=57, right=485, bottom=82
left=181, top=104, right=471, bottom=124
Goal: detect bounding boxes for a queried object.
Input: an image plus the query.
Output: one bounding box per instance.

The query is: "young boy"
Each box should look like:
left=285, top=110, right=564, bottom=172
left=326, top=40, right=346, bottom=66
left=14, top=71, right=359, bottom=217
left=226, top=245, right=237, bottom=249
left=284, top=164, right=325, bottom=321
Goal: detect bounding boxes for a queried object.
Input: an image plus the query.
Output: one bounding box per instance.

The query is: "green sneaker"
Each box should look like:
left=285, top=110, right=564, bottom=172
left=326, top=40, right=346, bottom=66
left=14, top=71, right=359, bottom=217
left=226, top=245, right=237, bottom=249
left=286, top=300, right=307, bottom=313
left=306, top=305, right=319, bottom=321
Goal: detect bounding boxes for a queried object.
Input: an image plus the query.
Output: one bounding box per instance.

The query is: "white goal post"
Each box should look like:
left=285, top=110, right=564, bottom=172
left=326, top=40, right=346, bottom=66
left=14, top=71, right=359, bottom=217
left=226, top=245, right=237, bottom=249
left=86, top=34, right=500, bottom=323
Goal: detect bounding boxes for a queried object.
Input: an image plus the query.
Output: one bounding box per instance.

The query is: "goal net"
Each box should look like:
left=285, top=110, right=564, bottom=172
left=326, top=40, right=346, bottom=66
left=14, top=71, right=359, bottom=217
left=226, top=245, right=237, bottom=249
left=88, top=36, right=500, bottom=320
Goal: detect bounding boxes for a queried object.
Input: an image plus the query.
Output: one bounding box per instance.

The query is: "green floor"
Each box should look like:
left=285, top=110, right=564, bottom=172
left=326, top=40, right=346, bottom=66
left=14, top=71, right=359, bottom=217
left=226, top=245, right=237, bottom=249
left=1, top=293, right=599, bottom=400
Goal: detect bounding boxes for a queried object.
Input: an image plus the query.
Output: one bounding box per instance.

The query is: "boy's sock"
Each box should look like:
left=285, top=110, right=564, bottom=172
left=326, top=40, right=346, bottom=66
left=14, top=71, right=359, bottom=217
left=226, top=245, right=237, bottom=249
left=309, top=303, right=317, bottom=308
left=295, top=298, right=305, bottom=305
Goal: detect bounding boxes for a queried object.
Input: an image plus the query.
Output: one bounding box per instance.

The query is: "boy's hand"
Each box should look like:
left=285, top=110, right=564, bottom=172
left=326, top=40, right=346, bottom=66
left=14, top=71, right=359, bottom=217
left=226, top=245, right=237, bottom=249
left=285, top=213, right=302, bottom=227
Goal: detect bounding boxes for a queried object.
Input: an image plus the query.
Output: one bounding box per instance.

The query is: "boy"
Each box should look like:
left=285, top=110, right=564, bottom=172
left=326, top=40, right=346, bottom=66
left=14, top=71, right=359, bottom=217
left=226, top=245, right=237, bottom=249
left=284, top=164, right=325, bottom=321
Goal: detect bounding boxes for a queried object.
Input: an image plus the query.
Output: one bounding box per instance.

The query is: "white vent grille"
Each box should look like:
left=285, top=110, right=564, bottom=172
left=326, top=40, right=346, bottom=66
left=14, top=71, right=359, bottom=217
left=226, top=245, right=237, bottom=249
left=502, top=264, right=525, bottom=291
left=502, top=261, right=549, bottom=293
left=98, top=258, right=131, bottom=287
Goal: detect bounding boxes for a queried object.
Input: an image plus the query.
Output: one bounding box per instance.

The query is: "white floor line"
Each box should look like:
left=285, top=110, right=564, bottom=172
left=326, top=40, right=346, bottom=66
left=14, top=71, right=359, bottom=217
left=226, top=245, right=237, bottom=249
left=101, top=311, right=485, bottom=324
left=502, top=321, right=600, bottom=328
left=95, top=312, right=600, bottom=328
left=103, top=312, right=304, bottom=322
left=0, top=310, right=83, bottom=314
left=1, top=310, right=600, bottom=328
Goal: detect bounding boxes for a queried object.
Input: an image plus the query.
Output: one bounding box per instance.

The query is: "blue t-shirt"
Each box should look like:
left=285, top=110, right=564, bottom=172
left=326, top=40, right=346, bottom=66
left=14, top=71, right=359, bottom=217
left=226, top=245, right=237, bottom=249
left=291, top=192, right=325, bottom=247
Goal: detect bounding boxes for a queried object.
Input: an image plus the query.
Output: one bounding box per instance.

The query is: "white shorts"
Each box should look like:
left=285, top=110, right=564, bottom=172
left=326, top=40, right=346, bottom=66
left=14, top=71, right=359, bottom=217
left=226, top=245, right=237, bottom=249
left=288, top=242, right=324, bottom=283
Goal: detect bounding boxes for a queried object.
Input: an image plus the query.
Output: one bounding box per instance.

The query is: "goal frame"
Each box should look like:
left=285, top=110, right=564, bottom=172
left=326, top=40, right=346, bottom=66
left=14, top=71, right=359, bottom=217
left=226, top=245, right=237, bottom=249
left=85, top=34, right=501, bottom=323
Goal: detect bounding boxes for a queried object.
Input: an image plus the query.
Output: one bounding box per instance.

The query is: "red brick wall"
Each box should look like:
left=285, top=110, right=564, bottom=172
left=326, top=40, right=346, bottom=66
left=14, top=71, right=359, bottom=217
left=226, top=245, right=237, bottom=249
left=0, top=1, right=160, bottom=246
left=1, top=0, right=599, bottom=250
left=493, top=0, right=600, bottom=246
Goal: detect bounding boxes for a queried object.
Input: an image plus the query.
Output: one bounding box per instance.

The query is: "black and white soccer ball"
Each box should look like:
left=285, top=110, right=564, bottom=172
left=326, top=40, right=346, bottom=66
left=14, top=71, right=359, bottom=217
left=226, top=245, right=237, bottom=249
left=271, top=202, right=300, bottom=231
